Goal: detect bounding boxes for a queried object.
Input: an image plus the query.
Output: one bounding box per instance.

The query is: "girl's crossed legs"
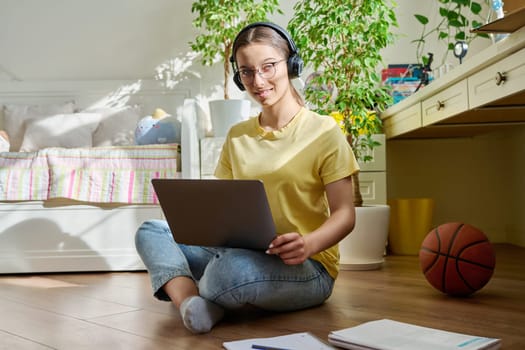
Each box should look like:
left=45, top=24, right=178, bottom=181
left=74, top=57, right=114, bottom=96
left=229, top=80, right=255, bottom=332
left=135, top=219, right=334, bottom=333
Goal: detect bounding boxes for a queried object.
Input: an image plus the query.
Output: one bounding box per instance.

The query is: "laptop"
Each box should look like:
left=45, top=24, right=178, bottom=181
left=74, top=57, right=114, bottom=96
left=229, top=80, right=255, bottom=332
left=151, top=178, right=276, bottom=250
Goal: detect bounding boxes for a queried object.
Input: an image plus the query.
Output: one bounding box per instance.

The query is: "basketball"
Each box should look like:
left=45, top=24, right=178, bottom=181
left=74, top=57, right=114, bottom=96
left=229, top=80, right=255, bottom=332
left=419, top=222, right=496, bottom=296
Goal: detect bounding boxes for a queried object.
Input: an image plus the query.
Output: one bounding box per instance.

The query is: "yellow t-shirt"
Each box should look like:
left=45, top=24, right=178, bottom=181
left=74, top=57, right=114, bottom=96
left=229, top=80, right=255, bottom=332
left=214, top=107, right=359, bottom=278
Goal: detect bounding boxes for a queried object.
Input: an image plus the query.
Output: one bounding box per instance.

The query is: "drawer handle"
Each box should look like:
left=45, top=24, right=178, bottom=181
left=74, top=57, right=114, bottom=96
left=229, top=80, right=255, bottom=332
left=437, top=100, right=445, bottom=110
left=495, top=71, right=507, bottom=86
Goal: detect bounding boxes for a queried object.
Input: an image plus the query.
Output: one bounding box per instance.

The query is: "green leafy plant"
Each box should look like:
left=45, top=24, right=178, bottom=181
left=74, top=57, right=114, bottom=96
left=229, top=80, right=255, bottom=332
left=189, top=0, right=282, bottom=100
left=412, top=0, right=491, bottom=66
left=288, top=0, right=398, bottom=207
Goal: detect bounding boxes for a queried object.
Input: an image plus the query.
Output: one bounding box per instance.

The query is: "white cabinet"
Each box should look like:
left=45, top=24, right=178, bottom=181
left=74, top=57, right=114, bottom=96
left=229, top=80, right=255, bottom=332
left=381, top=26, right=525, bottom=139
left=359, top=134, right=387, bottom=205
left=359, top=172, right=387, bottom=205
left=200, top=137, right=225, bottom=178
left=468, top=47, right=525, bottom=108
left=422, top=80, right=468, bottom=126
left=382, top=103, right=421, bottom=139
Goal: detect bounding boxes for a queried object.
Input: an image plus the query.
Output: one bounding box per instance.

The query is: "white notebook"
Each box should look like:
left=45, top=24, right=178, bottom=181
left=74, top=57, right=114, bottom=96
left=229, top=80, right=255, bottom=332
left=328, top=319, right=501, bottom=350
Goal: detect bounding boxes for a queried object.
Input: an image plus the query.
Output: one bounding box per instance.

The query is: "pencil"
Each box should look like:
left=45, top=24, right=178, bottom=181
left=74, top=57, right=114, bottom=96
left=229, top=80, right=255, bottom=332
left=251, top=344, right=292, bottom=350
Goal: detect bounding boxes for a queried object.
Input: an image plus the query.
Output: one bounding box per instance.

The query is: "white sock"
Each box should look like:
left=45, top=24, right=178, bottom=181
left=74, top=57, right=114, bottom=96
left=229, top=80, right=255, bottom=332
left=179, top=296, right=224, bottom=333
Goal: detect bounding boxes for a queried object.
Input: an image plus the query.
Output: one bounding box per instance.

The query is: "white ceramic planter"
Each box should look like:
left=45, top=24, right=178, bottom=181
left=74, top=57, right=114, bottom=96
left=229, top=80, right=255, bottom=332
left=339, top=204, right=390, bottom=270
left=209, top=99, right=251, bottom=137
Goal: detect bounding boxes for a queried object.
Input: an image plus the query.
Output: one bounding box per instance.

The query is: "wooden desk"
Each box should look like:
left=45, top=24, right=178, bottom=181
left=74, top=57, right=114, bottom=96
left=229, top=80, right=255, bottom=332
left=381, top=26, right=525, bottom=139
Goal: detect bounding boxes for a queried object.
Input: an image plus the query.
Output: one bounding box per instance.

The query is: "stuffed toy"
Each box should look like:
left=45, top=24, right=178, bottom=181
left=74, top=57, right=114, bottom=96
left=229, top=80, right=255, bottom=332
left=0, top=130, right=10, bottom=152
left=134, top=108, right=181, bottom=145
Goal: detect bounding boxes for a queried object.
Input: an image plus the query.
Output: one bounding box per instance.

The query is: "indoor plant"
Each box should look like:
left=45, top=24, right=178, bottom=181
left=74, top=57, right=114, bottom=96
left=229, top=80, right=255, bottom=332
left=288, top=0, right=397, bottom=207
left=288, top=0, right=398, bottom=270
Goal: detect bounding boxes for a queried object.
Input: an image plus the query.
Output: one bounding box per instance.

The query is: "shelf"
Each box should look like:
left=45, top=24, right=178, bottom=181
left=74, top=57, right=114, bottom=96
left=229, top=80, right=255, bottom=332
left=472, top=6, right=525, bottom=33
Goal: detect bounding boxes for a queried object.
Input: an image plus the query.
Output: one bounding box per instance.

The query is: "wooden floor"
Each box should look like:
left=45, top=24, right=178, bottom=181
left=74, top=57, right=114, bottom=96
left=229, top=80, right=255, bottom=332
left=1, top=244, right=524, bottom=349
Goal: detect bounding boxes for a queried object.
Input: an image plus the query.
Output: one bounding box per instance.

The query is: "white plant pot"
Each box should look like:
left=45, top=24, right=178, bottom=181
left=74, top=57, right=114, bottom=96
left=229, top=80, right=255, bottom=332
left=339, top=205, right=390, bottom=271
left=209, top=99, right=251, bottom=137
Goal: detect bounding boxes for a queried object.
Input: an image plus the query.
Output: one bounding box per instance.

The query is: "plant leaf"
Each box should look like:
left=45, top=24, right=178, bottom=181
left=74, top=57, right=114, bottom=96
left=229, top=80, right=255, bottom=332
left=414, top=14, right=429, bottom=25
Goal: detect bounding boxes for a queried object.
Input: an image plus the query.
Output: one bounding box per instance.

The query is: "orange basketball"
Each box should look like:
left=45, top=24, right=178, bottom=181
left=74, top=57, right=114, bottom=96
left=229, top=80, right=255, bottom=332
left=419, top=222, right=496, bottom=296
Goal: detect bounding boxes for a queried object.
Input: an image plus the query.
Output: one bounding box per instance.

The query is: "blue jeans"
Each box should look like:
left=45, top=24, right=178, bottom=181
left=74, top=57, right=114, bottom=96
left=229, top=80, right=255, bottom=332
left=135, top=219, right=335, bottom=311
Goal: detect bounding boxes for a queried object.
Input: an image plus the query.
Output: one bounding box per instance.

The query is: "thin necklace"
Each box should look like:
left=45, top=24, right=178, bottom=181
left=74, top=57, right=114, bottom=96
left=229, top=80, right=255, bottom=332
left=260, top=106, right=301, bottom=131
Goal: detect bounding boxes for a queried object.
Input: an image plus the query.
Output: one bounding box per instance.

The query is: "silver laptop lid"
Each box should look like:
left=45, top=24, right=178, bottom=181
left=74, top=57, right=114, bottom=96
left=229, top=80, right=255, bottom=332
left=151, top=179, right=276, bottom=250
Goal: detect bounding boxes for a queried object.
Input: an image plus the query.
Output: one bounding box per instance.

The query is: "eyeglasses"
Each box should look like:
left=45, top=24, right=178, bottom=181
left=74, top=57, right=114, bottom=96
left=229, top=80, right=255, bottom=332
left=237, top=59, right=287, bottom=84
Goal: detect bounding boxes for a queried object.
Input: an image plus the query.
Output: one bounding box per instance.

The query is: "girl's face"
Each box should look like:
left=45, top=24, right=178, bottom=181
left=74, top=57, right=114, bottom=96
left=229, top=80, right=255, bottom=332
left=235, top=43, right=291, bottom=107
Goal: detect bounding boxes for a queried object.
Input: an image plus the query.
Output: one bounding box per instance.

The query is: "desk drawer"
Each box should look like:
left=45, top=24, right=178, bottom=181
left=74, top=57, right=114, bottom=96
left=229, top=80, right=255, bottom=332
left=383, top=103, right=421, bottom=139
left=422, top=79, right=468, bottom=126
left=469, top=47, right=525, bottom=108
left=359, top=172, right=387, bottom=205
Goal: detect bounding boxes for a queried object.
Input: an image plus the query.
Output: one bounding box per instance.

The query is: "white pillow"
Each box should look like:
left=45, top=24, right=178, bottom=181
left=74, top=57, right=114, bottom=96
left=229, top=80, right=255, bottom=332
left=0, top=131, right=9, bottom=152
left=19, top=112, right=101, bottom=152
left=3, top=101, right=75, bottom=151
left=87, top=105, right=142, bottom=146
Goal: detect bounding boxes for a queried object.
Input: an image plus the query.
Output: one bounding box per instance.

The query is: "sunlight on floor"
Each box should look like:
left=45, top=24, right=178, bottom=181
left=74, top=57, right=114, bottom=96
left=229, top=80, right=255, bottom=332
left=0, top=276, right=83, bottom=289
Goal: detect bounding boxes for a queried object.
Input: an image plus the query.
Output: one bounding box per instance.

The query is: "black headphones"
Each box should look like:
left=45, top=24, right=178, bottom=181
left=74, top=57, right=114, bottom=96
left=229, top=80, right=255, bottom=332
left=230, top=22, right=304, bottom=91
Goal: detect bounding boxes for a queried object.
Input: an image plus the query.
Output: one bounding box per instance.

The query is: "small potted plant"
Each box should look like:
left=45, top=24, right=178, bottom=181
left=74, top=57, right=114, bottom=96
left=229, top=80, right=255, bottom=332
left=288, top=0, right=398, bottom=270
left=189, top=0, right=282, bottom=136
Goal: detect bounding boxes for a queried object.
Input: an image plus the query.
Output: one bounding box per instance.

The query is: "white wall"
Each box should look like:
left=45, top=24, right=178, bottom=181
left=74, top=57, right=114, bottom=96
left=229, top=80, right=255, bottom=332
left=0, top=0, right=493, bottom=91
left=1, top=0, right=190, bottom=80
left=382, top=0, right=493, bottom=69
left=0, top=0, right=292, bottom=100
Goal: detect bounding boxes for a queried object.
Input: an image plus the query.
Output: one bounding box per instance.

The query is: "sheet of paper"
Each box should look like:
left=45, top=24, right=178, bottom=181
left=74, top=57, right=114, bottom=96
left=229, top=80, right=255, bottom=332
left=223, top=331, right=336, bottom=350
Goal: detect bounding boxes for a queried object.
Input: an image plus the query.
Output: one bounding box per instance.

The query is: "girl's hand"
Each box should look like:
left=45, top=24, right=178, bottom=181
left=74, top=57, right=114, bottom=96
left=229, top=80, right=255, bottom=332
left=266, top=233, right=310, bottom=265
